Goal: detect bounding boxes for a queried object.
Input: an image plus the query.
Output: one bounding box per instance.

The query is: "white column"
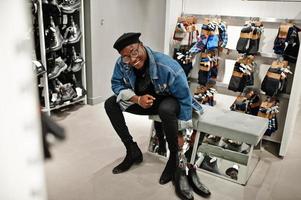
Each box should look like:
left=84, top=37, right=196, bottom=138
left=0, top=1, right=47, bottom=200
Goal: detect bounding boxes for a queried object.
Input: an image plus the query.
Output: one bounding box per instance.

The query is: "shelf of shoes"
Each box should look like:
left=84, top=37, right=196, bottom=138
left=35, top=0, right=87, bottom=115
left=189, top=105, right=268, bottom=185
left=147, top=104, right=268, bottom=185
left=183, top=14, right=300, bottom=157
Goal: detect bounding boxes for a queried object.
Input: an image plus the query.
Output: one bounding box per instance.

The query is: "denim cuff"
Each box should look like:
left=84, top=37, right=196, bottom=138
left=178, top=119, right=193, bottom=130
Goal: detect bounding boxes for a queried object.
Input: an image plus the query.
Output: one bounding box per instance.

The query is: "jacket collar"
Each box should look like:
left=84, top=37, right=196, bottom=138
left=145, top=46, right=159, bottom=79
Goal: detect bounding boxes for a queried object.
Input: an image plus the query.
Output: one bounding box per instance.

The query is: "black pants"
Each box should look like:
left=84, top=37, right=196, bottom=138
left=104, top=95, right=180, bottom=153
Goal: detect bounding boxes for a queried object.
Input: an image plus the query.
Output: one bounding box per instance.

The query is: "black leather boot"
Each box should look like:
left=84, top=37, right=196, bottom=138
left=187, top=165, right=211, bottom=198
left=112, top=142, right=143, bottom=174
left=159, top=152, right=178, bottom=184
left=173, top=166, right=194, bottom=200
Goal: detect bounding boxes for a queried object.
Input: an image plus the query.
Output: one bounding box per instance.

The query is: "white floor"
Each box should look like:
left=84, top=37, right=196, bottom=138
left=45, top=102, right=301, bottom=200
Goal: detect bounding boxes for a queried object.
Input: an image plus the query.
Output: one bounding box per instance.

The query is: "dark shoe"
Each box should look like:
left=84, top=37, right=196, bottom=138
left=205, top=134, right=221, bottom=146
left=48, top=57, right=68, bottom=79
left=200, top=155, right=220, bottom=174
left=223, top=138, right=242, bottom=152
left=71, top=86, right=87, bottom=102
left=225, top=165, right=239, bottom=180
left=60, top=83, right=77, bottom=102
left=188, top=166, right=211, bottom=197
left=173, top=166, right=194, bottom=200
left=46, top=16, right=64, bottom=52
left=112, top=142, right=143, bottom=174
left=64, top=16, right=82, bottom=44
left=159, top=152, right=178, bottom=184
left=70, top=46, right=84, bottom=72
left=60, top=0, right=81, bottom=14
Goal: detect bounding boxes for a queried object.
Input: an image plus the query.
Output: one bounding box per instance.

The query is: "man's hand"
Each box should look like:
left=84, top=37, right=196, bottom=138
left=139, top=94, right=156, bottom=109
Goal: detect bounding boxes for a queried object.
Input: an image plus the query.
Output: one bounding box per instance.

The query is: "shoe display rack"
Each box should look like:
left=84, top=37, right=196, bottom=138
left=147, top=105, right=268, bottom=185
left=189, top=105, right=268, bottom=185
left=33, top=0, right=87, bottom=115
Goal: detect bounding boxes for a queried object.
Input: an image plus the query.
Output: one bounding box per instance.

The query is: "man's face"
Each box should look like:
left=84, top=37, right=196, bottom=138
left=120, top=43, right=147, bottom=70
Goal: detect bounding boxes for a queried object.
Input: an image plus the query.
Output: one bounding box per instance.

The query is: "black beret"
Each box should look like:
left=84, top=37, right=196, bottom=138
left=113, top=32, right=141, bottom=52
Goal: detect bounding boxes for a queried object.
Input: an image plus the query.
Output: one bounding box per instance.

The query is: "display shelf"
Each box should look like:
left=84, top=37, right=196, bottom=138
left=197, top=142, right=251, bottom=165
left=222, top=48, right=279, bottom=59
left=147, top=105, right=268, bottom=185
left=41, top=98, right=85, bottom=112
left=49, top=98, right=85, bottom=111
left=184, top=14, right=300, bottom=157
left=195, top=149, right=260, bottom=185
left=35, top=0, right=87, bottom=115
left=183, top=14, right=301, bottom=25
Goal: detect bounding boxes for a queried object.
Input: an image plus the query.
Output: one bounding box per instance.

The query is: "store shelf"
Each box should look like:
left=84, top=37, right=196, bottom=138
left=41, top=98, right=85, bottom=112
left=184, top=14, right=301, bottom=25
left=198, top=143, right=250, bottom=165
left=190, top=72, right=291, bottom=101
left=223, top=48, right=278, bottom=59
left=35, top=0, right=87, bottom=116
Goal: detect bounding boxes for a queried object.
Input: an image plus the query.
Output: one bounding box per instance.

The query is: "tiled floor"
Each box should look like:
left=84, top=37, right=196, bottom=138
left=45, top=103, right=301, bottom=200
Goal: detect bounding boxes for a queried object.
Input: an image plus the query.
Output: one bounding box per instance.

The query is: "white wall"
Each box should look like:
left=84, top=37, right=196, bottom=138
left=184, top=0, right=301, bottom=19
left=85, top=0, right=166, bottom=104
left=164, top=0, right=183, bottom=55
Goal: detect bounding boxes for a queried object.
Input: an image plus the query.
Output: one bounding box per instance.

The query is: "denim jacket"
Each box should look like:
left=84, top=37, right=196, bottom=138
left=111, top=46, right=192, bottom=122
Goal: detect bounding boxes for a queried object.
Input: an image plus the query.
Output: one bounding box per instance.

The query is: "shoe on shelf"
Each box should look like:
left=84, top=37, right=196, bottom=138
left=225, top=165, right=239, bottom=180
left=64, top=15, right=82, bottom=44
left=48, top=57, right=68, bottom=79
left=200, top=155, right=220, bottom=174
left=187, top=165, right=211, bottom=198
left=71, top=86, right=86, bottom=102
left=112, top=142, right=143, bottom=174
left=70, top=46, right=84, bottom=72
left=60, top=0, right=81, bottom=14
left=60, top=83, right=77, bottom=102
left=49, top=92, right=63, bottom=108
left=205, top=134, right=221, bottom=146
left=45, top=16, right=64, bottom=52
left=173, top=165, right=194, bottom=200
